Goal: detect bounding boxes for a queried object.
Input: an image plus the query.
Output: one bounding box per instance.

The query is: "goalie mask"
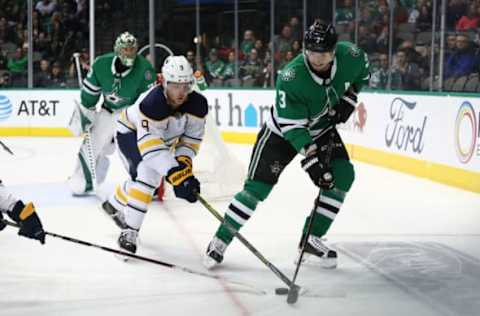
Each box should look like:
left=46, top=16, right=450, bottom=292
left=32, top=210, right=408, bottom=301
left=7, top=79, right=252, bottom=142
left=161, top=55, right=194, bottom=93
left=114, top=32, right=138, bottom=67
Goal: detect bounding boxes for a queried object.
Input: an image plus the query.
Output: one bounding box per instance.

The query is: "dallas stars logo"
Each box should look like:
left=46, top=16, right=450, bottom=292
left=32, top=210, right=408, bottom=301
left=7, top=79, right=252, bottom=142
left=281, top=68, right=295, bottom=82
left=270, top=161, right=283, bottom=176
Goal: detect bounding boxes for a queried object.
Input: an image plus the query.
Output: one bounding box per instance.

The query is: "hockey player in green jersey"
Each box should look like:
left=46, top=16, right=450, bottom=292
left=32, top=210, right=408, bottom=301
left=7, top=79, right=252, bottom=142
left=204, top=22, right=370, bottom=269
left=68, top=32, right=156, bottom=196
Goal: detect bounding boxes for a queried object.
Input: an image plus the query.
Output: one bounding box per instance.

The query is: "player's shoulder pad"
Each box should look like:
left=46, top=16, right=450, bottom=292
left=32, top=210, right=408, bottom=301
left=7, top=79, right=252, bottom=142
left=179, top=91, right=208, bottom=118
left=336, top=41, right=366, bottom=61
left=139, top=86, right=172, bottom=121
left=92, top=52, right=115, bottom=68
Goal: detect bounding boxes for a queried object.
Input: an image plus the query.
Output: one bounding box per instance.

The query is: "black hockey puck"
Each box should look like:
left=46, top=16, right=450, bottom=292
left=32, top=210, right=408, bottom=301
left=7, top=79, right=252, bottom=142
left=275, top=287, right=289, bottom=295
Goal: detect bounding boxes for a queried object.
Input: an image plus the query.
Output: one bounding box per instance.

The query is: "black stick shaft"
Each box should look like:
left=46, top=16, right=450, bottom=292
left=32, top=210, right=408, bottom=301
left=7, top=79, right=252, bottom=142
left=0, top=140, right=14, bottom=155
left=197, top=194, right=295, bottom=288
left=0, top=219, right=261, bottom=291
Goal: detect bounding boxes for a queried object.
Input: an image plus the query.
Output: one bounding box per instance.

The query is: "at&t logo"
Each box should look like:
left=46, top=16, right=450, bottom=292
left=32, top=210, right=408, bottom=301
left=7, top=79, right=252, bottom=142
left=454, top=101, right=479, bottom=164
left=0, top=95, right=13, bottom=121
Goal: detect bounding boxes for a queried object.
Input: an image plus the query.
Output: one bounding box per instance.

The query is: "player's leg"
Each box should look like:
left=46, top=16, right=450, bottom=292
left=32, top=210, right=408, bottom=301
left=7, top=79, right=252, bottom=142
left=204, top=125, right=297, bottom=268
left=119, top=159, right=162, bottom=253
left=299, top=129, right=355, bottom=268
left=102, top=130, right=142, bottom=229
left=68, top=109, right=117, bottom=195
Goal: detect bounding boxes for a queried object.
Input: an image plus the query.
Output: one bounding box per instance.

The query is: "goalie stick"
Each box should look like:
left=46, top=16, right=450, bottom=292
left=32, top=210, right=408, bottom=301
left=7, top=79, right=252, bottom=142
left=1, top=218, right=266, bottom=295
left=72, top=52, right=98, bottom=194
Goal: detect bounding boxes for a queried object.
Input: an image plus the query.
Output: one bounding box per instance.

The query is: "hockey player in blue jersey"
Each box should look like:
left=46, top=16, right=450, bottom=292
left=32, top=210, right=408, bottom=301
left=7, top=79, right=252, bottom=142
left=101, top=55, right=209, bottom=254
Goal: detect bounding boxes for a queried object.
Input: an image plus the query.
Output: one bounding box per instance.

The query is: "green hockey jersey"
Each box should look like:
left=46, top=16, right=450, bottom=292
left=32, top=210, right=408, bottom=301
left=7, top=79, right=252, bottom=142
left=266, top=41, right=370, bottom=152
left=81, top=52, right=156, bottom=111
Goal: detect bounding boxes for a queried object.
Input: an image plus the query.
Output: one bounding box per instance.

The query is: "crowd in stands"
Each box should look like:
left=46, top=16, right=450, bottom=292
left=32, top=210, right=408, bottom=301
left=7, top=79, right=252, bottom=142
left=1, top=0, right=479, bottom=92
left=0, top=0, right=89, bottom=88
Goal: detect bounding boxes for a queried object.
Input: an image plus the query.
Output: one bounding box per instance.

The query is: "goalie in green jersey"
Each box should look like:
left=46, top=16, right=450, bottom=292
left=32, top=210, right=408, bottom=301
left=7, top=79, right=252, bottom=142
left=204, top=22, right=371, bottom=269
left=68, top=32, right=156, bottom=196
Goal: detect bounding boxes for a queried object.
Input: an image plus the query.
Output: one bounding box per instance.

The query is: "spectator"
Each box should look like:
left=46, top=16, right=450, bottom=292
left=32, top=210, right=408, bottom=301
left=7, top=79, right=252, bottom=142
left=392, top=49, right=422, bottom=90
left=456, top=4, right=480, bottom=31
left=48, top=61, right=66, bottom=88
left=0, top=17, right=8, bottom=44
left=221, top=51, right=239, bottom=87
left=7, top=47, right=27, bottom=75
left=273, top=24, right=294, bottom=58
left=357, top=25, right=377, bottom=54
left=291, top=40, right=302, bottom=57
left=445, top=33, right=457, bottom=61
left=239, top=48, right=263, bottom=87
left=0, top=71, right=11, bottom=88
left=254, top=39, right=266, bottom=60
left=240, top=30, right=255, bottom=56
left=370, top=54, right=402, bottom=89
left=36, top=0, right=57, bottom=16
left=444, top=33, right=479, bottom=79
left=35, top=59, right=50, bottom=87
left=205, top=48, right=224, bottom=86
left=416, top=5, right=433, bottom=32
left=336, top=0, right=355, bottom=33
left=0, top=50, right=8, bottom=70
left=288, top=16, right=302, bottom=42
left=186, top=50, right=196, bottom=71
left=278, top=50, right=294, bottom=72
left=447, top=0, right=468, bottom=30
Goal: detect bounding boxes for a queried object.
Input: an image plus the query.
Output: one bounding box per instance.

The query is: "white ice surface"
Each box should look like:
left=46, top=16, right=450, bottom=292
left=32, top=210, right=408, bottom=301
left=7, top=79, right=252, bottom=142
left=0, top=137, right=479, bottom=316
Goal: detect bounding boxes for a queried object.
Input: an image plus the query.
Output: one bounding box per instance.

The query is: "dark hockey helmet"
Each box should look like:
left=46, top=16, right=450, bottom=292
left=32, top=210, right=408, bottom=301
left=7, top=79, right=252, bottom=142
left=304, top=21, right=337, bottom=53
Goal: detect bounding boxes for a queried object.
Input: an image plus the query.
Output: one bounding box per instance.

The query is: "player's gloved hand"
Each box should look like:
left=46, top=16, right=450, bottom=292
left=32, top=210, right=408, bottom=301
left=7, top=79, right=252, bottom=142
left=301, top=144, right=335, bottom=190
left=8, top=201, right=45, bottom=244
left=328, top=87, right=357, bottom=124
left=0, top=212, right=6, bottom=231
left=166, top=156, right=200, bottom=203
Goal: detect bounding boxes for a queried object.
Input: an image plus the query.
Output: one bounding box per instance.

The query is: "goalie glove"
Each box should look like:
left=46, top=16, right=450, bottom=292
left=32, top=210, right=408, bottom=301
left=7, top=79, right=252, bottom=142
left=328, top=87, right=358, bottom=124
left=166, top=156, right=200, bottom=203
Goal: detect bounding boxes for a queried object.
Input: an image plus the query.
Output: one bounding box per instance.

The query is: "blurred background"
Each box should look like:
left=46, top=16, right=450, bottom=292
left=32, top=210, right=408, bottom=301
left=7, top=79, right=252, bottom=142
left=0, top=0, right=479, bottom=92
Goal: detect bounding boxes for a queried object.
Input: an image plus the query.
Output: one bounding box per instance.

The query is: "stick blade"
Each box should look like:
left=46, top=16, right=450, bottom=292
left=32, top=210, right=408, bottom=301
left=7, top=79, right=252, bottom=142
left=286, top=285, right=300, bottom=304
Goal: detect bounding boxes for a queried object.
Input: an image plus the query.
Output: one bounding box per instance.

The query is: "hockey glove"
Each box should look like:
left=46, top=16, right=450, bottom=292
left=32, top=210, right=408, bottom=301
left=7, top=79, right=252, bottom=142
left=166, top=156, right=200, bottom=203
left=328, top=87, right=358, bottom=124
left=301, top=155, right=334, bottom=190
left=8, top=201, right=45, bottom=244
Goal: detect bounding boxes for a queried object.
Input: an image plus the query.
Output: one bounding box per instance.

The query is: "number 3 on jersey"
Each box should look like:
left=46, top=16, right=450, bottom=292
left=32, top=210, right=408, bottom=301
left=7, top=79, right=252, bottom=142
left=278, top=90, right=287, bottom=108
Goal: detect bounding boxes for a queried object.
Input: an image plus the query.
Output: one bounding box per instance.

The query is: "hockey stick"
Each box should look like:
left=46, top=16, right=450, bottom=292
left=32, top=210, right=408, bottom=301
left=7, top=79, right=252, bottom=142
left=0, top=139, right=13, bottom=155
left=195, top=194, right=299, bottom=292
left=1, top=218, right=266, bottom=295
left=72, top=52, right=98, bottom=194
left=285, top=129, right=337, bottom=304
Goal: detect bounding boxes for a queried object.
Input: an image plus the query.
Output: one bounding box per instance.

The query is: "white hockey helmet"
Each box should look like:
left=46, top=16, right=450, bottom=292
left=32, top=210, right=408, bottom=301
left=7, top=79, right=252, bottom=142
left=161, top=55, right=194, bottom=91
left=114, top=32, right=138, bottom=67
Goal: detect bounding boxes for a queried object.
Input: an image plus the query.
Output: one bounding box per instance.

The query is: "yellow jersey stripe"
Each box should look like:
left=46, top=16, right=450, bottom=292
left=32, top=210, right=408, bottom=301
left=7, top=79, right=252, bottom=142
left=139, top=138, right=165, bottom=154
left=129, top=188, right=153, bottom=204
left=115, top=185, right=128, bottom=204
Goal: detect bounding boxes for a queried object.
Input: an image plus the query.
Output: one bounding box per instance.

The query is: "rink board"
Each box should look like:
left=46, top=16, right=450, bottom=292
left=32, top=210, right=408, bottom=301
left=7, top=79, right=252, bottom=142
left=0, top=89, right=478, bottom=192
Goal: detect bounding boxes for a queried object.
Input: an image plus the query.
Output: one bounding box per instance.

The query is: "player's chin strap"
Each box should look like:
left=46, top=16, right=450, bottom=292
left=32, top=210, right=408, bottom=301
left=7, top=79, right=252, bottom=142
left=0, top=218, right=266, bottom=295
